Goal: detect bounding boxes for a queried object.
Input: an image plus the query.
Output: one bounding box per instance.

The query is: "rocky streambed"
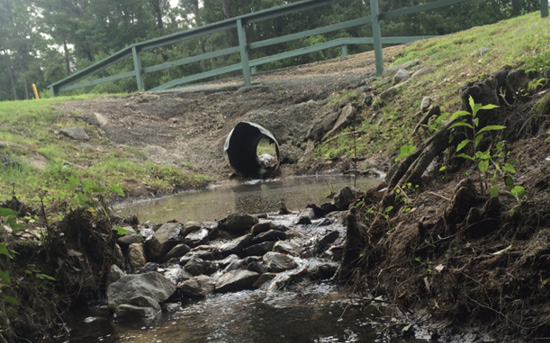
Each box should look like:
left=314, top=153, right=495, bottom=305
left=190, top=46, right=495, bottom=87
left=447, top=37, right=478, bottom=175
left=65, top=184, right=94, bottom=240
left=104, top=186, right=364, bottom=327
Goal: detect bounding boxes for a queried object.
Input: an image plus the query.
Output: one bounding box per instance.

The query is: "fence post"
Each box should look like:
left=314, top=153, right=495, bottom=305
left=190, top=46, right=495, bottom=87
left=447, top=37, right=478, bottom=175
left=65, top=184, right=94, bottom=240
left=341, top=45, right=348, bottom=57
left=132, top=46, right=145, bottom=91
left=369, top=0, right=383, bottom=76
left=542, top=0, right=549, bottom=18
left=237, top=18, right=252, bottom=87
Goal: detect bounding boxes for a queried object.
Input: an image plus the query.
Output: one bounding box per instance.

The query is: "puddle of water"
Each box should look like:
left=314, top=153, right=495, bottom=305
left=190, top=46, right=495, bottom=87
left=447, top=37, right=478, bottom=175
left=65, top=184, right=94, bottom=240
left=114, top=175, right=380, bottom=223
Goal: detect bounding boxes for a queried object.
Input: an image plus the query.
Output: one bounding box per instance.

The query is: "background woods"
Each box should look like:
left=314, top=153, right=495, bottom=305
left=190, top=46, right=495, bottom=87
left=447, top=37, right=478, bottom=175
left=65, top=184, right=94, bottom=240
left=0, top=0, right=544, bottom=101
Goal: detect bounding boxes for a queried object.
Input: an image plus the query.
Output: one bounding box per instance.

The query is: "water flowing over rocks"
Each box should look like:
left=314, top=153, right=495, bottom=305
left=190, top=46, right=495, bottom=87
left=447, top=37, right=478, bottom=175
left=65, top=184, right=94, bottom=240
left=106, top=185, right=363, bottom=324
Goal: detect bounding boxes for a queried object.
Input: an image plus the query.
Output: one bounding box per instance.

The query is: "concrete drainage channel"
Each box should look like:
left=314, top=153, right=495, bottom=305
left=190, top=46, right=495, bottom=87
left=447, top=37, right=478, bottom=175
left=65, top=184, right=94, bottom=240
left=224, top=121, right=280, bottom=178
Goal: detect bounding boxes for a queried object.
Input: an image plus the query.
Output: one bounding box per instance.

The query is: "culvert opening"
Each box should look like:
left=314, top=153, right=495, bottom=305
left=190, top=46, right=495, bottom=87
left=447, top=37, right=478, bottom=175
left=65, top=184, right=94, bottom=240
left=224, top=122, right=280, bottom=178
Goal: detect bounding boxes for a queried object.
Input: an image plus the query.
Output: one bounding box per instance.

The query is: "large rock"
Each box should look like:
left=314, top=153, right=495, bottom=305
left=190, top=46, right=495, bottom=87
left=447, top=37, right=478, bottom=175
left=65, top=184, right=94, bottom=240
left=218, top=213, right=259, bottom=235
left=183, top=228, right=210, bottom=247
left=242, top=241, right=275, bottom=257
left=263, top=252, right=297, bottom=272
left=273, top=240, right=300, bottom=256
left=333, top=186, right=360, bottom=210
left=127, top=243, right=147, bottom=270
left=163, top=265, right=192, bottom=284
left=218, top=233, right=253, bottom=257
left=322, top=103, right=357, bottom=140
left=215, top=269, right=260, bottom=293
left=184, top=257, right=216, bottom=276
left=250, top=222, right=274, bottom=235
left=165, top=243, right=191, bottom=261
left=252, top=230, right=286, bottom=245
left=118, top=233, right=143, bottom=246
left=107, top=272, right=176, bottom=310
left=178, top=275, right=216, bottom=298
left=106, top=264, right=126, bottom=287
left=60, top=127, right=89, bottom=141
left=148, top=222, right=182, bottom=260
left=118, top=295, right=162, bottom=321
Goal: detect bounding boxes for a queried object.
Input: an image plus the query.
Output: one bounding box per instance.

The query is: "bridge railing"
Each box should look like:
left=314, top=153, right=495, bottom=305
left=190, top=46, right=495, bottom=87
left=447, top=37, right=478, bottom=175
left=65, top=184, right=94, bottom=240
left=48, top=0, right=549, bottom=96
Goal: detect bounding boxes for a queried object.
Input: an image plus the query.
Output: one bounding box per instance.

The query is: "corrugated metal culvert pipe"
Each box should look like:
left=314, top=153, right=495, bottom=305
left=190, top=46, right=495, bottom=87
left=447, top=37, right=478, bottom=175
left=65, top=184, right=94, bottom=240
left=224, top=121, right=280, bottom=178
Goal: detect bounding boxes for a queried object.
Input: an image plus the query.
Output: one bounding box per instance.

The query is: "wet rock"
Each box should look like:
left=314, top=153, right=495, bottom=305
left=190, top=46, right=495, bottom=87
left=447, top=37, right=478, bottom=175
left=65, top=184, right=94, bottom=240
left=179, top=247, right=218, bottom=264
left=148, top=222, right=183, bottom=260
left=184, top=257, right=216, bottom=276
left=246, top=259, right=268, bottom=274
left=165, top=243, right=191, bottom=261
left=316, top=230, right=340, bottom=255
left=333, top=186, right=360, bottom=210
left=308, top=262, right=338, bottom=280
left=182, top=222, right=202, bottom=236
left=273, top=240, right=300, bottom=256
left=138, top=262, right=159, bottom=273
left=263, top=252, right=298, bottom=272
left=242, top=241, right=275, bottom=257
left=253, top=272, right=277, bottom=289
left=252, top=229, right=287, bottom=245
left=178, top=275, right=216, bottom=298
left=163, top=265, right=192, bottom=284
left=106, top=264, right=126, bottom=287
left=60, top=127, right=90, bottom=141
left=250, top=221, right=274, bottom=235
left=118, top=234, right=143, bottom=246
left=183, top=228, right=210, bottom=247
left=218, top=254, right=241, bottom=269
left=107, top=272, right=176, bottom=310
left=218, top=233, right=253, bottom=257
left=127, top=243, right=147, bottom=270
left=115, top=303, right=159, bottom=322
left=295, top=208, right=315, bottom=224
left=215, top=269, right=260, bottom=293
left=218, top=213, right=259, bottom=235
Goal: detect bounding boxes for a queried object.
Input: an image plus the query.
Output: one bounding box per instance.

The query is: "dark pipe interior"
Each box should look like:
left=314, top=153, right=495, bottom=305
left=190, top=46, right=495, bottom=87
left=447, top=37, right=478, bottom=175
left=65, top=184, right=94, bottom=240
left=225, top=122, right=279, bottom=178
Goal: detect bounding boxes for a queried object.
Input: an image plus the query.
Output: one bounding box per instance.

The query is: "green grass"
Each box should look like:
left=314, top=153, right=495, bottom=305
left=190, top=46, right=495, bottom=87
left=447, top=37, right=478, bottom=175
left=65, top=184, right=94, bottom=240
left=316, top=11, right=550, bottom=162
left=0, top=95, right=209, bottom=207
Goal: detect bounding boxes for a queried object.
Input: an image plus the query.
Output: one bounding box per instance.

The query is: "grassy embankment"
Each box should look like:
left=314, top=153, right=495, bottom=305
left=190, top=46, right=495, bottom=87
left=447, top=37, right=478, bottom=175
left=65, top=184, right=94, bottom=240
left=316, top=11, right=550, bottom=162
left=0, top=94, right=209, bottom=209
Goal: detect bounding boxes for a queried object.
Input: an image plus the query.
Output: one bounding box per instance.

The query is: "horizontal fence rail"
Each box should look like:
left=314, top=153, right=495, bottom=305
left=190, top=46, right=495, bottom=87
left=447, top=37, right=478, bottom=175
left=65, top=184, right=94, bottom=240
left=48, top=0, right=550, bottom=96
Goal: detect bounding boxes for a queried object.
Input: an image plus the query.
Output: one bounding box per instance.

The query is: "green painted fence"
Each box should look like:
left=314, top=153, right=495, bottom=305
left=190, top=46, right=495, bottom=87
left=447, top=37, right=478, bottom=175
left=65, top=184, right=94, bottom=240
left=48, top=0, right=550, bottom=96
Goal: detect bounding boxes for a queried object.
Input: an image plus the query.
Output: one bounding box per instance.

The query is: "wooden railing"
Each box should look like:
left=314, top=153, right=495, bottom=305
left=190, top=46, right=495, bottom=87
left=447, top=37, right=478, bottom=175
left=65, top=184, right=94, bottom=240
left=48, top=0, right=549, bottom=96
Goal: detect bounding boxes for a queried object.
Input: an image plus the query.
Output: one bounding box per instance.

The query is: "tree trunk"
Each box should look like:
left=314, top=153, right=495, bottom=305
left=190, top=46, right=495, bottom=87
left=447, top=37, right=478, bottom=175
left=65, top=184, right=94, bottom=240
left=6, top=54, right=18, bottom=100
left=221, top=0, right=230, bottom=19
left=17, top=45, right=29, bottom=99
left=63, top=40, right=71, bottom=75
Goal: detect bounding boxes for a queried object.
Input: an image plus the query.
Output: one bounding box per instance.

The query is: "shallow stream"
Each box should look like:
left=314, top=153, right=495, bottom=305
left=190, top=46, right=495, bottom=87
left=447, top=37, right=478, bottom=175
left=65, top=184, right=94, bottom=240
left=68, top=176, right=430, bottom=343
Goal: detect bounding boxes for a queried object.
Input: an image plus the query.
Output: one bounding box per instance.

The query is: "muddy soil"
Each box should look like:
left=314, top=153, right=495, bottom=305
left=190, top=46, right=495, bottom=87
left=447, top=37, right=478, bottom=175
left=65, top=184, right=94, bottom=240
left=54, top=46, right=405, bottom=183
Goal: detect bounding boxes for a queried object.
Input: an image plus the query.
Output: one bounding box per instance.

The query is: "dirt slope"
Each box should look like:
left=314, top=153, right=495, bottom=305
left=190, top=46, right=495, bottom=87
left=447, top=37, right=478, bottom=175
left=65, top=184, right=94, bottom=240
left=54, top=46, right=404, bottom=182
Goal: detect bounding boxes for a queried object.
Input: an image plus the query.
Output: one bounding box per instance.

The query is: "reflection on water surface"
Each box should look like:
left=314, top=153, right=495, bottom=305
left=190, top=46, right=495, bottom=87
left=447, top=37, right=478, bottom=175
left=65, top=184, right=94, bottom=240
left=115, top=175, right=380, bottom=223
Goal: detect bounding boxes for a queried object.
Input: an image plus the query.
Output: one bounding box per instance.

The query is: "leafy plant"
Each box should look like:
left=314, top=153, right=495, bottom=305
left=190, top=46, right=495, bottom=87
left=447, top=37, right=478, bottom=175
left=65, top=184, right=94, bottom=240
left=0, top=208, right=21, bottom=307
left=450, top=96, right=524, bottom=200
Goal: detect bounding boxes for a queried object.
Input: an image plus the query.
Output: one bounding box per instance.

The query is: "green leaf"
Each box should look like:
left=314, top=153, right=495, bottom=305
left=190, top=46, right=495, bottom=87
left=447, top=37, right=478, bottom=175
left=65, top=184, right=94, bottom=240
left=37, top=273, right=56, bottom=281
left=3, top=295, right=19, bottom=306
left=505, top=175, right=515, bottom=191
left=457, top=153, right=475, bottom=161
left=496, top=141, right=505, bottom=151
left=439, top=166, right=447, bottom=172
left=474, top=133, right=484, bottom=149
left=109, top=184, right=126, bottom=197
left=502, top=163, right=516, bottom=174
left=114, top=226, right=129, bottom=236
left=456, top=139, right=471, bottom=152
left=477, top=125, right=506, bottom=134
left=449, top=110, right=472, bottom=121
left=475, top=150, right=491, bottom=160
left=480, top=104, right=499, bottom=110
left=0, top=208, right=19, bottom=217
left=0, top=245, right=13, bottom=259
left=385, top=206, right=394, bottom=213
left=449, top=122, right=474, bottom=130
left=490, top=186, right=500, bottom=198
left=0, top=269, right=12, bottom=285
left=511, top=186, right=525, bottom=200
left=468, top=96, right=476, bottom=114
left=478, top=160, right=489, bottom=173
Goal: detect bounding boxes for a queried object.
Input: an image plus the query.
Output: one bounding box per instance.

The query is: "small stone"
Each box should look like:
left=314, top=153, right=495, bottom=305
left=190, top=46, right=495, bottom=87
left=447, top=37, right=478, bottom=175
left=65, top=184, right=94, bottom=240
left=60, top=127, right=90, bottom=141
